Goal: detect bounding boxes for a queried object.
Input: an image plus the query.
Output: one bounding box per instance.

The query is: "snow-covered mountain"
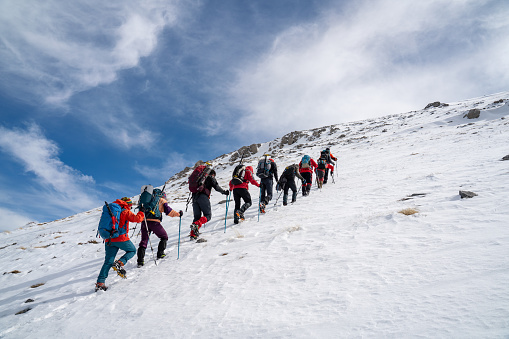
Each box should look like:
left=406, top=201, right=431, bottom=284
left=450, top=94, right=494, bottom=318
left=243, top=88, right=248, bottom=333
left=1, top=91, right=508, bottom=338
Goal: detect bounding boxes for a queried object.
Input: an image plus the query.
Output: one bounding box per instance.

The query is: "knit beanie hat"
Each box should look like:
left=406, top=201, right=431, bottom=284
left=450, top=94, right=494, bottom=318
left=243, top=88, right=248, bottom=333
left=121, top=197, right=133, bottom=206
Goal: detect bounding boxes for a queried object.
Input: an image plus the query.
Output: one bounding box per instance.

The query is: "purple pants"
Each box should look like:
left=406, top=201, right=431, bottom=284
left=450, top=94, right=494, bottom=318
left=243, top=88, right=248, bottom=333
left=139, top=220, right=168, bottom=248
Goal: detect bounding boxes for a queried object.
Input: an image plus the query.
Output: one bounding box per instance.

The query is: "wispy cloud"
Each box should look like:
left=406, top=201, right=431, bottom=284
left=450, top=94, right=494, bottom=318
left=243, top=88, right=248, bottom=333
left=0, top=123, right=100, bottom=226
left=0, top=0, right=181, bottom=106
left=0, top=207, right=33, bottom=232
left=229, top=0, right=509, bottom=139
left=134, top=152, right=190, bottom=183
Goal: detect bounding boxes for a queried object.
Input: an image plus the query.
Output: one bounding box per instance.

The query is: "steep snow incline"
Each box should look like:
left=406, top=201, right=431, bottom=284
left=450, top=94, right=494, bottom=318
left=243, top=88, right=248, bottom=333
left=0, top=92, right=508, bottom=338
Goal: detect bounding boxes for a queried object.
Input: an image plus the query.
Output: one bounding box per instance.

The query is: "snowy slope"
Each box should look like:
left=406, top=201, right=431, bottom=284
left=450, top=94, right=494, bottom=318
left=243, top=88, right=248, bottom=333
left=1, top=92, right=508, bottom=338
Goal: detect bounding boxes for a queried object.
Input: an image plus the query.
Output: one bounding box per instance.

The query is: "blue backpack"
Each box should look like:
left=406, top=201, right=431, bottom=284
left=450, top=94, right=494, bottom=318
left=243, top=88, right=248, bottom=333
left=301, top=155, right=311, bottom=169
left=97, top=202, right=126, bottom=240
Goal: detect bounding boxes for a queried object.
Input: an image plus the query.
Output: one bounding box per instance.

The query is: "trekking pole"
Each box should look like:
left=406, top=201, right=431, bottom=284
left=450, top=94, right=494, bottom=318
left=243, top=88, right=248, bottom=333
left=185, top=192, right=191, bottom=212
left=257, top=186, right=262, bottom=222
left=274, top=191, right=283, bottom=206
left=177, top=216, right=181, bottom=260
left=224, top=191, right=231, bottom=233
left=143, top=216, right=157, bottom=266
left=131, top=223, right=139, bottom=239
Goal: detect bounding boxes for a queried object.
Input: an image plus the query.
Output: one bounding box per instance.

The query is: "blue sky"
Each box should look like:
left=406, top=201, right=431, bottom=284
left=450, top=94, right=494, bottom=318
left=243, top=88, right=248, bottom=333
left=0, top=0, right=508, bottom=231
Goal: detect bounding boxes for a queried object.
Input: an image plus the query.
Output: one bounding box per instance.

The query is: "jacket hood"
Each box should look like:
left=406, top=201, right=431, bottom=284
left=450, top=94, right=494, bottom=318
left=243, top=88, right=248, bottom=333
left=114, top=199, right=130, bottom=209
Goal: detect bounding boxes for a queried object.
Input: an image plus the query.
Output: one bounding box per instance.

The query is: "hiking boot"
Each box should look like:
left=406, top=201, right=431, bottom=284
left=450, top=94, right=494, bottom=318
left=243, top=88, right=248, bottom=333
left=112, top=260, right=127, bottom=279
left=137, top=261, right=144, bottom=268
left=259, top=203, right=266, bottom=213
left=95, top=282, right=108, bottom=292
left=157, top=239, right=167, bottom=259
left=190, top=233, right=198, bottom=240
left=190, top=223, right=200, bottom=236
left=235, top=211, right=245, bottom=221
left=137, top=246, right=146, bottom=265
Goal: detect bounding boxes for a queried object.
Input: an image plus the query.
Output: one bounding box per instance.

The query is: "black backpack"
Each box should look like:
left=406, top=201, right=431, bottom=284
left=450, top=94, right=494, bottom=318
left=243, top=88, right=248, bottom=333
left=231, top=164, right=246, bottom=185
left=282, top=165, right=295, bottom=178
left=320, top=149, right=330, bottom=162
left=317, top=158, right=327, bottom=170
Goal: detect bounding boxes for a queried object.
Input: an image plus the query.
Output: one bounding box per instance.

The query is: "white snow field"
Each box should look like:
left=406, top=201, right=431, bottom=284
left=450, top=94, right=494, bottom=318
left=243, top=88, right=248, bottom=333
left=1, top=92, right=508, bottom=338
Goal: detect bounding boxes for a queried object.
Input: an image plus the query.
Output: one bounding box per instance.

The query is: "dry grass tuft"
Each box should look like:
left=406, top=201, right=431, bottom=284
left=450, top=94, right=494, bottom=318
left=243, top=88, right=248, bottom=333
left=399, top=208, right=419, bottom=216
left=30, top=282, right=45, bottom=288
left=34, top=243, right=55, bottom=249
left=4, top=270, right=21, bottom=275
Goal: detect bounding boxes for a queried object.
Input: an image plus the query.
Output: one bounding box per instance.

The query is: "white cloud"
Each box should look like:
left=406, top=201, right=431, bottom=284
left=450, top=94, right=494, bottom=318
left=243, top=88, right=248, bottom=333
left=0, top=0, right=180, bottom=105
left=230, top=0, right=509, bottom=139
left=91, top=109, right=158, bottom=150
left=0, top=207, right=34, bottom=232
left=0, top=124, right=99, bottom=213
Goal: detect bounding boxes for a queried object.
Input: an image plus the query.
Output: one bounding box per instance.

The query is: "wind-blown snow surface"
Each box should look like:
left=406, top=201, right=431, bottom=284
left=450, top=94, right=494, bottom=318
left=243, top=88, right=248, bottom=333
left=1, top=92, right=508, bottom=338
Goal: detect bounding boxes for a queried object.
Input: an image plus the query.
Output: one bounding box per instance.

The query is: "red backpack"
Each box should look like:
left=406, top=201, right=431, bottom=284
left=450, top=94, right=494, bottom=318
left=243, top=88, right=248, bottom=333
left=189, top=165, right=212, bottom=193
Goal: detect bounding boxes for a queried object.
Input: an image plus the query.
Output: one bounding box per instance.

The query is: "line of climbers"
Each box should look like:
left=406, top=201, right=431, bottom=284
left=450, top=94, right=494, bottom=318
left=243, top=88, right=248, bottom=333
left=94, top=148, right=336, bottom=291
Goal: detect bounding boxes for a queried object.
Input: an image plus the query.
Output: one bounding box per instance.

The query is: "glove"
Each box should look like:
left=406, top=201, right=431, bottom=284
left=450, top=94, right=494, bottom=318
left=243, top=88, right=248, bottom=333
left=179, top=210, right=184, bottom=217
left=223, top=190, right=229, bottom=196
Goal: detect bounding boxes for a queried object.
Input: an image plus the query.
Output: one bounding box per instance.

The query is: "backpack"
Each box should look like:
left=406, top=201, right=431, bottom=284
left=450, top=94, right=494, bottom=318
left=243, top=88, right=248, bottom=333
left=231, top=164, right=246, bottom=185
left=320, top=149, right=331, bottom=161
left=139, top=185, right=154, bottom=208
left=317, top=157, right=327, bottom=170
left=140, top=188, right=165, bottom=220
left=189, top=165, right=212, bottom=193
left=256, top=156, right=272, bottom=178
left=97, top=202, right=126, bottom=240
left=282, top=165, right=294, bottom=178
left=301, top=155, right=311, bottom=169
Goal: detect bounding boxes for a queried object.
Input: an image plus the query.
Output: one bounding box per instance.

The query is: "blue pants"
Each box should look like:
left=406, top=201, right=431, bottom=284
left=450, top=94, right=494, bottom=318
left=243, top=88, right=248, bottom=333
left=97, top=240, right=136, bottom=283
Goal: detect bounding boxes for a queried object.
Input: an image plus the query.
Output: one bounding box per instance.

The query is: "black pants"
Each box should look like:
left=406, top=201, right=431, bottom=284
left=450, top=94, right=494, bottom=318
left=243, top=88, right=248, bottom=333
left=283, top=180, right=297, bottom=205
left=260, top=177, right=273, bottom=204
left=233, top=188, right=252, bottom=220
left=192, top=193, right=212, bottom=223
left=301, top=172, right=312, bottom=195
